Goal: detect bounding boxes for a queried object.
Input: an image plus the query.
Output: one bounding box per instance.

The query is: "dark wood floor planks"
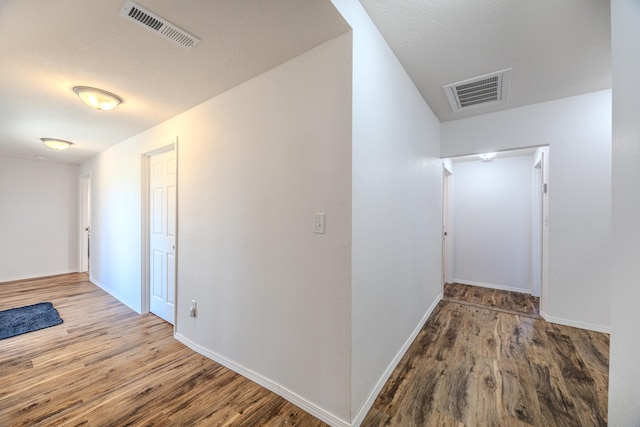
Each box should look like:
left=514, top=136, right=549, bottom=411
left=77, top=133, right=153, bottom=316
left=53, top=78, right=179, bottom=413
left=1, top=274, right=608, bottom=426
left=362, top=301, right=609, bottom=427
left=444, top=282, right=540, bottom=316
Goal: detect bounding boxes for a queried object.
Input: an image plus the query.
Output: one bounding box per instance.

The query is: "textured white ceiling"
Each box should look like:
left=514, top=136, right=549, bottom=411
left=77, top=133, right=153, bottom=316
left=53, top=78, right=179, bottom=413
left=0, top=1, right=612, bottom=164
left=358, top=0, right=611, bottom=122
left=0, top=0, right=350, bottom=164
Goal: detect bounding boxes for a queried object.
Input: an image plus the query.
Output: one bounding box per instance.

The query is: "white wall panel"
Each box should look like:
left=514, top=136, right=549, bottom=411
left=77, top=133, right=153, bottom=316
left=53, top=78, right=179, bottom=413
left=0, top=158, right=79, bottom=282
left=609, top=0, right=640, bottom=424
left=331, top=1, right=444, bottom=422
left=452, top=155, right=533, bottom=292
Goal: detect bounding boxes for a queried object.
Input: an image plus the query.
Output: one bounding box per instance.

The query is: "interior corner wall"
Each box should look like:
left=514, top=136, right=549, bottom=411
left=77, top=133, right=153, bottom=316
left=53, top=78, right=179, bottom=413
left=81, top=34, right=353, bottom=424
left=0, top=157, right=79, bottom=282
left=79, top=142, right=146, bottom=312
left=331, top=1, right=443, bottom=423
left=452, top=155, right=533, bottom=292
left=609, top=0, right=640, bottom=424
left=441, top=90, right=612, bottom=332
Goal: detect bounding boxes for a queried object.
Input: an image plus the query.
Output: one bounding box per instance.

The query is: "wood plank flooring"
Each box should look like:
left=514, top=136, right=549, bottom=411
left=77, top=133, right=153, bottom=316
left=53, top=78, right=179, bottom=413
left=0, top=274, right=325, bottom=426
left=1, top=274, right=608, bottom=426
left=362, top=300, right=609, bottom=427
left=444, top=282, right=540, bottom=316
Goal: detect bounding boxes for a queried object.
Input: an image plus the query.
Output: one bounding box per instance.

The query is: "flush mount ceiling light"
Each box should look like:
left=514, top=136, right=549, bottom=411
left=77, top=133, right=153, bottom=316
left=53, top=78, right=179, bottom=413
left=478, top=152, right=497, bottom=161
left=73, top=86, right=123, bottom=111
left=41, top=138, right=73, bottom=151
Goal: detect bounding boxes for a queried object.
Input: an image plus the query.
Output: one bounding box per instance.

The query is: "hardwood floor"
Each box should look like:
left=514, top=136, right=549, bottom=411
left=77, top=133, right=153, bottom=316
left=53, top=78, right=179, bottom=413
left=444, top=282, right=540, bottom=316
left=1, top=275, right=608, bottom=426
left=0, top=274, right=325, bottom=426
left=362, top=300, right=609, bottom=427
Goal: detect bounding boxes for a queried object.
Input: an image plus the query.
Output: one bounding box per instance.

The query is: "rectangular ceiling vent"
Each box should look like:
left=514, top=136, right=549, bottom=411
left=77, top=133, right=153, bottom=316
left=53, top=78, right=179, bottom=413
left=119, top=0, right=200, bottom=49
left=443, top=68, right=512, bottom=112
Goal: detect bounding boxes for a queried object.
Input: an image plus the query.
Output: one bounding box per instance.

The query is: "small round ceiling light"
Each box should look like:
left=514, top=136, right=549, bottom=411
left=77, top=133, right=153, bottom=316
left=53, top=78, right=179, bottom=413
left=478, top=152, right=497, bottom=161
left=73, top=86, right=123, bottom=111
left=41, top=138, right=73, bottom=151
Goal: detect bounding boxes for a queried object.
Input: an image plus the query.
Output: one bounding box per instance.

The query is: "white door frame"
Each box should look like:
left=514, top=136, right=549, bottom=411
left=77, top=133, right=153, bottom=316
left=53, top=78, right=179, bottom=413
left=141, top=139, right=178, bottom=329
left=531, top=146, right=550, bottom=312
left=442, top=162, right=454, bottom=286
left=539, top=149, right=550, bottom=318
left=532, top=161, right=543, bottom=297
left=79, top=172, right=91, bottom=274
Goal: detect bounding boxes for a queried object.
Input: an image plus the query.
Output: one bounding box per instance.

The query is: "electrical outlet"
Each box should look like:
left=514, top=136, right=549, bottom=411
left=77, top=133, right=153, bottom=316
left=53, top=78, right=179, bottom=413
left=190, top=300, right=197, bottom=318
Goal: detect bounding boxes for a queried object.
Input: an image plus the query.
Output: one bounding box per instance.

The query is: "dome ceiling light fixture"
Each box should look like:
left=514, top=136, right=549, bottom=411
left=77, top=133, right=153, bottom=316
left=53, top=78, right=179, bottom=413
left=41, top=138, right=73, bottom=151
left=73, top=86, right=123, bottom=111
left=478, top=152, right=497, bottom=161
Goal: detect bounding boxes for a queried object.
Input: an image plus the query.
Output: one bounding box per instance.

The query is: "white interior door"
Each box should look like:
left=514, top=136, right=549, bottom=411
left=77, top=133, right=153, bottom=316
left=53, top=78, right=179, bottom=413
left=149, top=149, right=176, bottom=324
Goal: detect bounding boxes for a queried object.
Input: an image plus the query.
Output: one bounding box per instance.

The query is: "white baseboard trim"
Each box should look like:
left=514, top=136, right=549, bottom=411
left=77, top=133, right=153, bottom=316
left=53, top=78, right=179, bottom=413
left=0, top=269, right=75, bottom=284
left=453, top=279, right=531, bottom=295
left=174, top=333, right=350, bottom=427
left=350, top=294, right=442, bottom=427
left=174, top=296, right=444, bottom=427
left=541, top=312, right=610, bottom=334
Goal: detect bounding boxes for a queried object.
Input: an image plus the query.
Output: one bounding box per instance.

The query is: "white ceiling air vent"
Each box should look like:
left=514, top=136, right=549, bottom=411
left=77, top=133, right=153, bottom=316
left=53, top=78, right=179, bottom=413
left=443, top=68, right=512, bottom=112
left=119, top=0, right=200, bottom=49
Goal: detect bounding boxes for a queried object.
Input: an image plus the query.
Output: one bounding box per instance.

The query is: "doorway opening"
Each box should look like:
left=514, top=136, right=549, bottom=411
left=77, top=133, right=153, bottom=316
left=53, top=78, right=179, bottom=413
left=440, top=146, right=548, bottom=317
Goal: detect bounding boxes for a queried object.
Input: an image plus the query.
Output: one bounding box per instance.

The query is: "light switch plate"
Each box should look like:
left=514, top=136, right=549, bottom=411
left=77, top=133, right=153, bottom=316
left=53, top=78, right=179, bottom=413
left=314, top=213, right=325, bottom=234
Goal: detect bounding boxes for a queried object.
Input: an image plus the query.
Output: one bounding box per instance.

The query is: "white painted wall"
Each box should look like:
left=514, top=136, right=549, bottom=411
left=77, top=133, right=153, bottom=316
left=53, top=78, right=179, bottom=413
left=81, top=35, right=353, bottom=425
left=0, top=157, right=79, bottom=282
left=176, top=35, right=353, bottom=424
left=609, top=0, right=640, bottom=424
left=452, top=155, right=533, bottom=293
left=442, top=90, right=611, bottom=332
left=331, top=1, right=443, bottom=424
left=80, top=142, right=149, bottom=310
